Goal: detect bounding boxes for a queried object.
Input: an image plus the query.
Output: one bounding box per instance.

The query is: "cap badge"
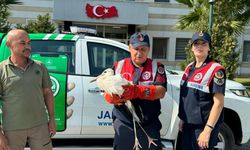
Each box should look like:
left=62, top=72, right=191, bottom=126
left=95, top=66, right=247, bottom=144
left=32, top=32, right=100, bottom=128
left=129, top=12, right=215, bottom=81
left=199, top=32, right=204, bottom=37
left=139, top=34, right=144, bottom=42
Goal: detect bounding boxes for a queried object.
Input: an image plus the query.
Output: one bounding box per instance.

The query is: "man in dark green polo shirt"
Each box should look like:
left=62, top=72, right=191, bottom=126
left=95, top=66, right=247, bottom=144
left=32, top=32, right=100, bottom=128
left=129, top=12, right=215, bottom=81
left=0, top=29, right=56, bottom=150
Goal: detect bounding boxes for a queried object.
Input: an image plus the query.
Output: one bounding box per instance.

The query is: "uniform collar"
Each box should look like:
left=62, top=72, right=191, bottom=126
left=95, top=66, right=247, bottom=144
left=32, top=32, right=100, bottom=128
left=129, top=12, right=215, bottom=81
left=129, top=58, right=148, bottom=68
left=5, top=57, right=34, bottom=66
left=193, top=56, right=211, bottom=69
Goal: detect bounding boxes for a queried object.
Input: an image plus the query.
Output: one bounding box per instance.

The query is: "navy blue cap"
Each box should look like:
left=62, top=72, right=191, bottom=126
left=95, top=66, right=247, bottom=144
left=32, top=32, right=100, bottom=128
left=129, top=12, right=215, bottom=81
left=130, top=32, right=150, bottom=48
left=191, top=32, right=211, bottom=44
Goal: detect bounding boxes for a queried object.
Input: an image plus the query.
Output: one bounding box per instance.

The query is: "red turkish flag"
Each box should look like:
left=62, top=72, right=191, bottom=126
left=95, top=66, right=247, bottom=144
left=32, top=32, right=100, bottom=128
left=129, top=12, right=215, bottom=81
left=85, top=3, right=118, bottom=19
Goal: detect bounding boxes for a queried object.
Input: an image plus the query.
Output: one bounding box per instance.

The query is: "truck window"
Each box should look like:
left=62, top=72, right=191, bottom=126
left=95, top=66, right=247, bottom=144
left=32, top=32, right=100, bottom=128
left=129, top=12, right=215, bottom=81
left=87, top=42, right=130, bottom=76
left=31, top=40, right=75, bottom=73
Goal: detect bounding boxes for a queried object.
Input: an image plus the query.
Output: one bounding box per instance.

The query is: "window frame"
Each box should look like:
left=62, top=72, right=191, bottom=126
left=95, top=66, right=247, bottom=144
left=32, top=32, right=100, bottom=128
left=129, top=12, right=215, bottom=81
left=175, top=38, right=190, bottom=60
left=154, top=0, right=170, bottom=2
left=152, top=37, right=168, bottom=59
left=243, top=40, right=250, bottom=62
left=87, top=42, right=130, bottom=76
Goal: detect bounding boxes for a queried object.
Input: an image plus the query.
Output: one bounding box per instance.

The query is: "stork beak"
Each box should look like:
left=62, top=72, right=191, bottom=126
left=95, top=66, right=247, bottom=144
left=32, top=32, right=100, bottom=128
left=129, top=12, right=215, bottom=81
left=90, top=78, right=97, bottom=83
left=90, top=73, right=103, bottom=83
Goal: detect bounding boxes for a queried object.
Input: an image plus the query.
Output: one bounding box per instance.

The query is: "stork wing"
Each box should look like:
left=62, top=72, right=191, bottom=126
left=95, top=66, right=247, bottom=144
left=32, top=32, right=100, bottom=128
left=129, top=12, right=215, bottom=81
left=97, top=74, right=128, bottom=96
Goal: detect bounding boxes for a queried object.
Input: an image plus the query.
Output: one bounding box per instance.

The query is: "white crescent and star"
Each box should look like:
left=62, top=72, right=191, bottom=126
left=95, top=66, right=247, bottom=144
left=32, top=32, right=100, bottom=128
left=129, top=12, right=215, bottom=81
left=194, top=73, right=202, bottom=81
left=93, top=5, right=109, bottom=17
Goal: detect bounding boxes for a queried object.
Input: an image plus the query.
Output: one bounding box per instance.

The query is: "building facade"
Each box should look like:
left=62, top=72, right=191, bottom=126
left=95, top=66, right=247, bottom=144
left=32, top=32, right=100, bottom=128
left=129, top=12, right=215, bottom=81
left=8, top=0, right=250, bottom=76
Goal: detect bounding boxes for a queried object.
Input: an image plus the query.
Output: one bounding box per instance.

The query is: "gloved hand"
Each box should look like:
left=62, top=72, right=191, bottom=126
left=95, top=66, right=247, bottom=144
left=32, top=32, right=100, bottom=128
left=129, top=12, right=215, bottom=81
left=121, top=84, right=156, bottom=101
left=104, top=93, right=124, bottom=105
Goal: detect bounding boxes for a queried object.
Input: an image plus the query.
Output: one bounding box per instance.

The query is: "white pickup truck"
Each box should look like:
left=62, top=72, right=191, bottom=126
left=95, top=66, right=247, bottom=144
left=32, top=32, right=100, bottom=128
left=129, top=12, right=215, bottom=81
left=0, top=30, right=250, bottom=150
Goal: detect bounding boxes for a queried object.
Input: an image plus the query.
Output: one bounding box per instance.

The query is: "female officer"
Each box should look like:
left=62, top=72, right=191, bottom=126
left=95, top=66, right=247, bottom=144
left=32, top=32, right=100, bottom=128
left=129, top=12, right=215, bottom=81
left=178, top=32, right=226, bottom=150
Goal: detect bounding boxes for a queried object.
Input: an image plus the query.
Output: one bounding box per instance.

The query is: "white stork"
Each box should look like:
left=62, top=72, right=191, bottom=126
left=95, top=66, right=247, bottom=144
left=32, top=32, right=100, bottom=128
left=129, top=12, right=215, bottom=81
left=91, top=68, right=157, bottom=150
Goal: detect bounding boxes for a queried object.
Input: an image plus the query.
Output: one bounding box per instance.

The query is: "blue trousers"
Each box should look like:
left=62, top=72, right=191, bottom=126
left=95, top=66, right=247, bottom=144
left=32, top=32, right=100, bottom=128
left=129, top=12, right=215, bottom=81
left=113, top=119, right=162, bottom=150
left=181, top=124, right=220, bottom=150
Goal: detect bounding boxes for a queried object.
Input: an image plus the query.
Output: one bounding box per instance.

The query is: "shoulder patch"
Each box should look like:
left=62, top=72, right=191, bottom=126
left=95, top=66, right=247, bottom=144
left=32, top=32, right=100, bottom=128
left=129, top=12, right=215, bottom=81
left=157, top=66, right=165, bottom=74
left=214, top=78, right=224, bottom=86
left=215, top=70, right=225, bottom=79
left=142, top=71, right=151, bottom=80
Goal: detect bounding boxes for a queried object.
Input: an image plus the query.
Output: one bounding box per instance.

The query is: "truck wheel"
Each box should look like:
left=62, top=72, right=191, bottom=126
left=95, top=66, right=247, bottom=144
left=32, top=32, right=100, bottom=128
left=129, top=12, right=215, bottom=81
left=215, top=123, right=235, bottom=150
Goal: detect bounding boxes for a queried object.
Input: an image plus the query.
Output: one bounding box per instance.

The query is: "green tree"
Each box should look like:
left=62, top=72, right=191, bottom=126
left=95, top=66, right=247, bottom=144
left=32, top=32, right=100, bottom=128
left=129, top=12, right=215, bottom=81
left=16, top=13, right=56, bottom=33
left=176, top=0, right=250, bottom=79
left=0, top=0, right=21, bottom=32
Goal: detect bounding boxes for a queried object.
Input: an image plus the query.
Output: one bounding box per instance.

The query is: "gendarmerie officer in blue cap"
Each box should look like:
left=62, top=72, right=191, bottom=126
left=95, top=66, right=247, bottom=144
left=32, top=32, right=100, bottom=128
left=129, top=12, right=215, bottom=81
left=178, top=32, right=226, bottom=150
left=103, top=32, right=167, bottom=150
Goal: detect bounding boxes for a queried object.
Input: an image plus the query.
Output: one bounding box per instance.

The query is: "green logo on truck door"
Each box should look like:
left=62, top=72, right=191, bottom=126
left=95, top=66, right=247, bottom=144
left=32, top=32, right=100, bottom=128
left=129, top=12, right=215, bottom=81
left=50, top=76, right=60, bottom=96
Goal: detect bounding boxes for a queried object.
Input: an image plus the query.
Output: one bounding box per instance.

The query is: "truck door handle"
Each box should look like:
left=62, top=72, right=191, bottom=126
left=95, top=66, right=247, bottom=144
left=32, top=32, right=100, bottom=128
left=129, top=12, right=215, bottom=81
left=88, top=87, right=102, bottom=93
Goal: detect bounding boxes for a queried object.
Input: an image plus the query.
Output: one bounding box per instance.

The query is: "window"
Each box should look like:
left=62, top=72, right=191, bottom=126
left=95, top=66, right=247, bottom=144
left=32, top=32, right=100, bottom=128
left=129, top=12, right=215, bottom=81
left=175, top=38, right=190, bottom=60
left=87, top=42, right=130, bottom=76
left=31, top=40, right=76, bottom=73
left=105, top=33, right=127, bottom=39
left=155, top=0, right=170, bottom=2
left=152, top=38, right=168, bottom=59
left=243, top=41, right=250, bottom=62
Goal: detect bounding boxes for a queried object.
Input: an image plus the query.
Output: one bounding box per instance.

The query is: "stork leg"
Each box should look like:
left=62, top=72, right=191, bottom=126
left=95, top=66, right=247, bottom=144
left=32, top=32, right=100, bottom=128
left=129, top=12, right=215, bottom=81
left=136, top=122, right=158, bottom=149
left=132, top=116, right=142, bottom=150
left=126, top=100, right=158, bottom=149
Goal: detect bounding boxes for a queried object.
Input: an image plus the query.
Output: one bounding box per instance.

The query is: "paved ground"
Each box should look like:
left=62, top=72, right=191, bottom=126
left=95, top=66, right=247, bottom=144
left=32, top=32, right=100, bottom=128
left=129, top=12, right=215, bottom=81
left=24, top=138, right=250, bottom=150
left=235, top=139, right=250, bottom=150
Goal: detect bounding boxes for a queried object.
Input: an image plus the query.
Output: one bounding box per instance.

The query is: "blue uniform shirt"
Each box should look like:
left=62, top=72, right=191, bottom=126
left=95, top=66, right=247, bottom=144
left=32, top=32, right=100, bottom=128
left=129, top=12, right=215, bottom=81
left=178, top=57, right=226, bottom=125
left=113, top=58, right=167, bottom=128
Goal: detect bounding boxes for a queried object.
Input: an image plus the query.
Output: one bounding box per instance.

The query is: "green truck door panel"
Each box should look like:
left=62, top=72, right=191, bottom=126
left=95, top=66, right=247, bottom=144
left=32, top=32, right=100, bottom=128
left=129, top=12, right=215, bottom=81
left=0, top=36, right=11, bottom=61
left=0, top=33, right=6, bottom=46
left=32, top=54, right=68, bottom=131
